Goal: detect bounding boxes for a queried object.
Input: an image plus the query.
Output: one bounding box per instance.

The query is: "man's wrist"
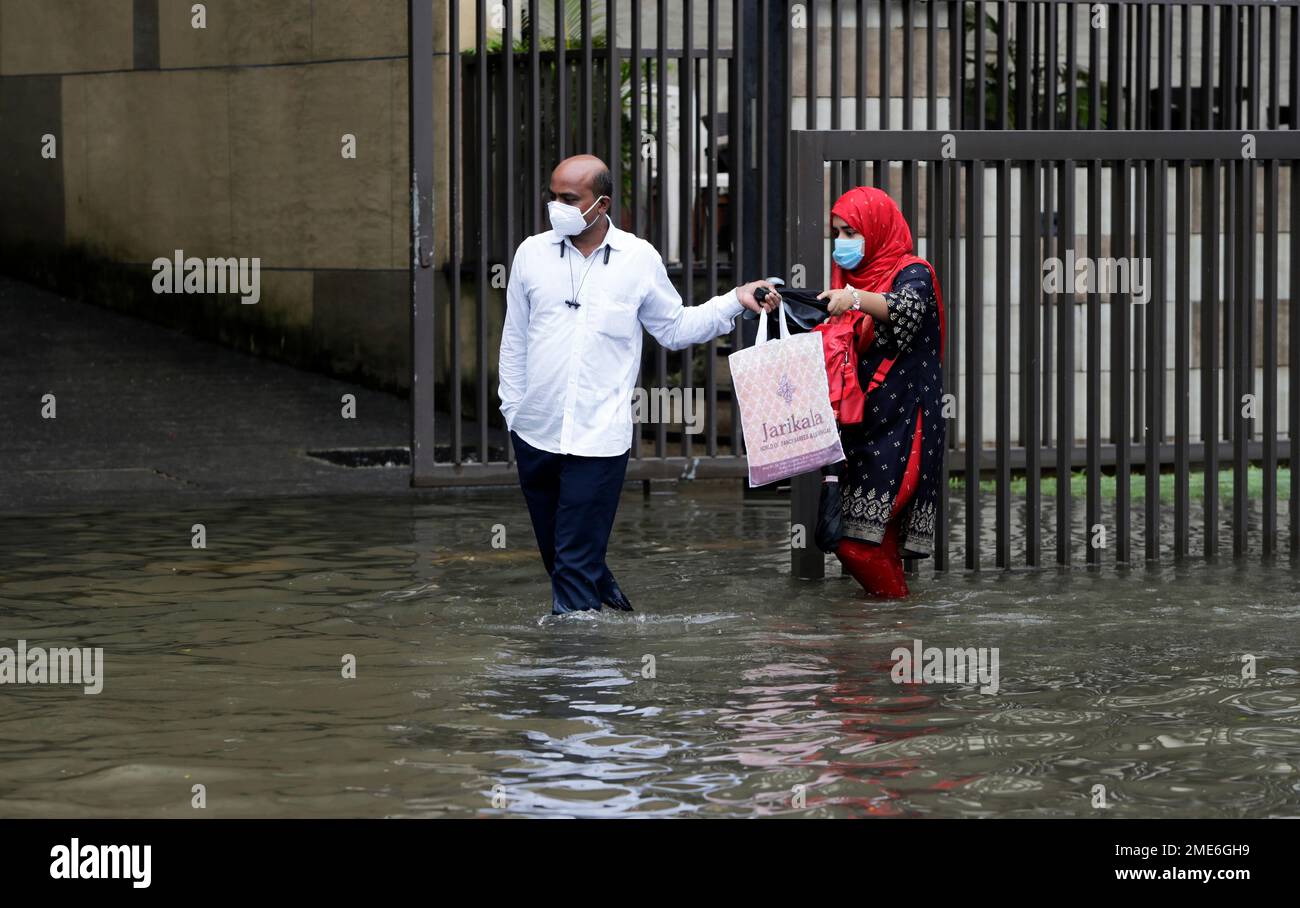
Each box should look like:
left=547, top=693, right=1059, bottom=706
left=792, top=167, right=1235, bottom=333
left=721, top=287, right=744, bottom=319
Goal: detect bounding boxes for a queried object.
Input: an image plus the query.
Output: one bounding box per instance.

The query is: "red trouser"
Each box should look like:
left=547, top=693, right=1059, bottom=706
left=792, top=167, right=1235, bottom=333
left=836, top=409, right=923, bottom=598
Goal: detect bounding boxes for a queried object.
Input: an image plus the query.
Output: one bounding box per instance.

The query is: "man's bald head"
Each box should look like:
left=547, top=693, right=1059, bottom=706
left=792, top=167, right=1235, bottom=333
left=549, top=154, right=613, bottom=211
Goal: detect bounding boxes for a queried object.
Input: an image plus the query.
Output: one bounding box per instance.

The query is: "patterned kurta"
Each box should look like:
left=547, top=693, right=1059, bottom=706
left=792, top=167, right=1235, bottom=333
left=839, top=263, right=946, bottom=556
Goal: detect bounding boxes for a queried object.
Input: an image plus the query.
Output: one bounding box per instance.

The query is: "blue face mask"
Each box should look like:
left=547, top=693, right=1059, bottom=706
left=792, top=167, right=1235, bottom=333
left=832, top=237, right=864, bottom=269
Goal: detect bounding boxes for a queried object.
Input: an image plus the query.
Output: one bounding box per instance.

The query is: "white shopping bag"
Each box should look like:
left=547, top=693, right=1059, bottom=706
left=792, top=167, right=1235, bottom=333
left=728, top=298, right=845, bottom=487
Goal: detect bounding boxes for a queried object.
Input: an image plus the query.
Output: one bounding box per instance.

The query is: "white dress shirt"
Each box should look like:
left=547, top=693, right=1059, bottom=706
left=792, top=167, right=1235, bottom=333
left=499, top=215, right=744, bottom=457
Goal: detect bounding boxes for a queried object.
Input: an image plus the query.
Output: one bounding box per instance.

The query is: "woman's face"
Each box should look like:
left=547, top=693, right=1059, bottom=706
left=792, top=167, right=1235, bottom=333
left=830, top=214, right=859, bottom=241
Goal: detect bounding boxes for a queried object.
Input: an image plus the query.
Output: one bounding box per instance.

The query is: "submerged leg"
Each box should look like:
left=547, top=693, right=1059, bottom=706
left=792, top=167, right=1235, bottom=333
left=512, top=431, right=562, bottom=576
left=597, top=564, right=633, bottom=611
left=835, top=408, right=924, bottom=599
left=550, top=449, right=631, bottom=614
left=836, top=525, right=910, bottom=598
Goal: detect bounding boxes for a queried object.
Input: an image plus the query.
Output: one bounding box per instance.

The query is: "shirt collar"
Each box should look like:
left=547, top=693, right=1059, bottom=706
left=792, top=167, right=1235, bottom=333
left=600, top=215, right=629, bottom=250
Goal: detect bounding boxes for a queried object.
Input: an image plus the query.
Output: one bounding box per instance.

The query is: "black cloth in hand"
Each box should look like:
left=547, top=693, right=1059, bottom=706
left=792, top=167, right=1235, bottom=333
left=743, top=287, right=831, bottom=334
left=815, top=479, right=844, bottom=554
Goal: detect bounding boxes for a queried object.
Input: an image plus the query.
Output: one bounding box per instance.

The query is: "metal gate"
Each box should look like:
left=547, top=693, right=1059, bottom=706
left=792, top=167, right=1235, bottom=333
left=409, top=0, right=790, bottom=486
left=408, top=1, right=1300, bottom=576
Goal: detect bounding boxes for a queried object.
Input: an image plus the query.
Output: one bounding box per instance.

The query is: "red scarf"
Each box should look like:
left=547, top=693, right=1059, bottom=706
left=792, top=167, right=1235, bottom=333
left=829, top=186, right=945, bottom=351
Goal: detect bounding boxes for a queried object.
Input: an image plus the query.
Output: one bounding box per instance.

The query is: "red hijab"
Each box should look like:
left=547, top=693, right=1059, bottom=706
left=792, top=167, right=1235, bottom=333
left=829, top=186, right=945, bottom=350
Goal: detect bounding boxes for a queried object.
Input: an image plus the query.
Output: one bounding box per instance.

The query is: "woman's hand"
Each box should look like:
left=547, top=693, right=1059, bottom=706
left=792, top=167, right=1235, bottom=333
left=817, top=288, right=858, bottom=316
left=820, top=286, right=888, bottom=319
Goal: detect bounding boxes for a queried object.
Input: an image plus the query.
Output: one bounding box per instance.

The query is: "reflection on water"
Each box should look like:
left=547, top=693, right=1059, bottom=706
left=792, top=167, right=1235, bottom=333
left=1, top=485, right=1298, bottom=818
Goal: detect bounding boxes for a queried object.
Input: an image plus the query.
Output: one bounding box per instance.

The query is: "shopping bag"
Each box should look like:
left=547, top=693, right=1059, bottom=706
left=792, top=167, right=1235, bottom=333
left=728, top=298, right=845, bottom=487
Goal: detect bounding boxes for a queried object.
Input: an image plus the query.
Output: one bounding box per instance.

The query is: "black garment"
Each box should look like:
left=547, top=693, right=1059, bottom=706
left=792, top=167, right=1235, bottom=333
left=814, top=476, right=845, bottom=553
left=742, top=287, right=832, bottom=334
left=838, top=263, right=945, bottom=557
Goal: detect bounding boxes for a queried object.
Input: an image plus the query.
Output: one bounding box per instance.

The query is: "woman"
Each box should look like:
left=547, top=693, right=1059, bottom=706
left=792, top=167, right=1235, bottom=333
left=815, top=186, right=946, bottom=598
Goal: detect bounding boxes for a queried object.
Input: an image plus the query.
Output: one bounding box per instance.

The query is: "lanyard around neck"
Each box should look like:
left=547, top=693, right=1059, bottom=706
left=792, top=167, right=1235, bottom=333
left=564, top=241, right=608, bottom=309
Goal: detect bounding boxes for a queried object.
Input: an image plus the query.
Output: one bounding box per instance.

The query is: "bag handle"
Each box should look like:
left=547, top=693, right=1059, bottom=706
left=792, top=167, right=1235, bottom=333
left=754, top=294, right=791, bottom=347
left=867, top=356, right=896, bottom=393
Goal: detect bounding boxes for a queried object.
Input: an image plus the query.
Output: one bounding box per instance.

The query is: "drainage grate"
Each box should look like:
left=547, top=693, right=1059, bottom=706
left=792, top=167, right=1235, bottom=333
left=305, top=447, right=411, bottom=468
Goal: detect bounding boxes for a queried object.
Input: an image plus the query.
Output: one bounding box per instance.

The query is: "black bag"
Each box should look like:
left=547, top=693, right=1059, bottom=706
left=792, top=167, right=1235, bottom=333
left=815, top=477, right=845, bottom=553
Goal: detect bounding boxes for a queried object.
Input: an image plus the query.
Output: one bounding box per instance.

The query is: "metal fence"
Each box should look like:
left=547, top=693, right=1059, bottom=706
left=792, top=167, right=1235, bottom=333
left=801, top=0, right=1298, bottom=136
left=413, top=0, right=789, bottom=484
left=410, top=0, right=1300, bottom=573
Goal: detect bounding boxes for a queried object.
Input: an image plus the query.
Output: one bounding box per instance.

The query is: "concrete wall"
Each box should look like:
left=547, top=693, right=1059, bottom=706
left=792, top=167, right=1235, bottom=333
left=0, top=0, right=441, bottom=393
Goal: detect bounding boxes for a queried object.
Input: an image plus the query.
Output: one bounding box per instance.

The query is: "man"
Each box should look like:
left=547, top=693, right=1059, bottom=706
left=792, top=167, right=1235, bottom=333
left=499, top=154, right=779, bottom=616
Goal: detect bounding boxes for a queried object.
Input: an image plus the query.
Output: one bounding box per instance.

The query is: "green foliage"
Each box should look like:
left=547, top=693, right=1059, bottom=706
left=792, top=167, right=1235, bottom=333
left=956, top=466, right=1292, bottom=503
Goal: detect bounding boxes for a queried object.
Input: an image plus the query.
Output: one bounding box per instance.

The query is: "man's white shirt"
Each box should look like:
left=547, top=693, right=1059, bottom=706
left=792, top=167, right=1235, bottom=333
left=498, top=215, right=744, bottom=457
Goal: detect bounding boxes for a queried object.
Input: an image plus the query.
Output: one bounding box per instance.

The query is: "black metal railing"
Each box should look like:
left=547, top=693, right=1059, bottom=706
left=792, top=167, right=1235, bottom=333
left=422, top=0, right=786, bottom=482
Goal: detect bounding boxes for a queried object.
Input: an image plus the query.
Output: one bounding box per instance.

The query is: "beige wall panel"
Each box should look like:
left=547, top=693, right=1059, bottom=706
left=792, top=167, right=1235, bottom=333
left=63, top=69, right=233, bottom=260
left=0, top=0, right=133, bottom=75
left=391, top=54, right=411, bottom=270
left=432, top=0, right=448, bottom=54
left=159, top=0, right=312, bottom=69
left=312, top=0, right=407, bottom=61
left=228, top=58, right=397, bottom=270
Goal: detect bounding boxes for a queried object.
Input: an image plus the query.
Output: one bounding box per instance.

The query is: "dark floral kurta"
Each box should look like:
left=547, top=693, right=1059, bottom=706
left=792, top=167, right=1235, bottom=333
left=839, top=263, right=945, bottom=556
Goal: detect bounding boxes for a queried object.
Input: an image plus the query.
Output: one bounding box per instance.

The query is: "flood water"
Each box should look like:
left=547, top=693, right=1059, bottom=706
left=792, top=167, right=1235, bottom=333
left=2, top=483, right=1298, bottom=818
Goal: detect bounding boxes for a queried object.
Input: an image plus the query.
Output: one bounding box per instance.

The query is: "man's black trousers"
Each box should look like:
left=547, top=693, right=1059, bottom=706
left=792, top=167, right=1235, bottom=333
left=511, top=430, right=632, bottom=615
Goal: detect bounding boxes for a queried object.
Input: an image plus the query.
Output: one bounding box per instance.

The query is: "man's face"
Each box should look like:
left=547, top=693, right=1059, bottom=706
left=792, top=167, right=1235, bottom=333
left=547, top=171, right=604, bottom=222
left=547, top=179, right=593, bottom=212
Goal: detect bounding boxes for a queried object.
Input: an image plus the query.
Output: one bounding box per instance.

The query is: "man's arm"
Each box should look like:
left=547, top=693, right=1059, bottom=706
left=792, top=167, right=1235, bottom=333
left=638, top=251, right=774, bottom=351
left=497, top=247, right=529, bottom=428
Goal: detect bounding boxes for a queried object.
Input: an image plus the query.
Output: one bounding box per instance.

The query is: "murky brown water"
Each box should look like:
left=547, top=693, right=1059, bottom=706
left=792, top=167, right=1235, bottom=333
left=1, top=484, right=1298, bottom=818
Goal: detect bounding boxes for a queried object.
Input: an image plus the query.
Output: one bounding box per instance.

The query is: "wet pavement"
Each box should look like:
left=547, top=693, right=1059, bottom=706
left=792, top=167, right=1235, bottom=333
left=0, top=276, right=413, bottom=512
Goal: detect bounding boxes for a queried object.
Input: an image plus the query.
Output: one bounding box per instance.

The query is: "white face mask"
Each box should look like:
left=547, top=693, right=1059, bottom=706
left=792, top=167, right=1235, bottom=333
left=548, top=196, right=606, bottom=236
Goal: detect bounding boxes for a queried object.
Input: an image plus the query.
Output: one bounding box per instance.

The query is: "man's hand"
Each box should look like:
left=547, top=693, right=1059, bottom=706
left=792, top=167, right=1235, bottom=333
left=736, top=280, right=781, bottom=314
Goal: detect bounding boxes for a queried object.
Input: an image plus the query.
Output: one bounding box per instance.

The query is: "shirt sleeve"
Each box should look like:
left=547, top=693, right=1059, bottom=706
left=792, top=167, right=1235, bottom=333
left=873, top=264, right=934, bottom=356
left=497, top=244, right=530, bottom=429
left=637, top=248, right=745, bottom=351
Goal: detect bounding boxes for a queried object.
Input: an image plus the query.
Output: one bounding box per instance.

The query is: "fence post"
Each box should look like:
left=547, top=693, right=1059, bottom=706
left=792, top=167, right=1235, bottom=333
left=409, top=0, right=437, bottom=485
left=791, top=131, right=825, bottom=580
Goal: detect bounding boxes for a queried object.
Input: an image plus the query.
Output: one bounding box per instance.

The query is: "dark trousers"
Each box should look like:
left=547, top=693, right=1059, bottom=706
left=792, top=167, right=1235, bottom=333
left=511, top=431, right=631, bottom=614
